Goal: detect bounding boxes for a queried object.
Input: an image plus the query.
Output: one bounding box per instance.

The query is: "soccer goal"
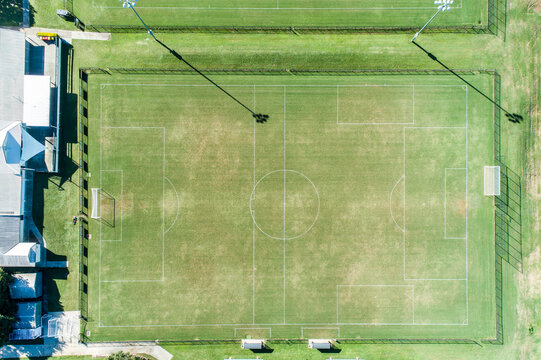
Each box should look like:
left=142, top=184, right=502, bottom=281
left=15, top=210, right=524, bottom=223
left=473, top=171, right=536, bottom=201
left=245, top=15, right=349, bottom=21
left=91, top=188, right=101, bottom=219
left=484, top=166, right=501, bottom=196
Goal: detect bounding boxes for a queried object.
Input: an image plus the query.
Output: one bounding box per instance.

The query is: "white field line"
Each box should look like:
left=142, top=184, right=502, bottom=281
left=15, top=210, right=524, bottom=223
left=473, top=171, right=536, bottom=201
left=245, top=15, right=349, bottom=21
left=234, top=327, right=272, bottom=338
left=465, top=86, right=469, bottom=324
left=99, top=322, right=468, bottom=328
left=97, top=81, right=472, bottom=328
left=283, top=85, right=286, bottom=325
left=336, top=285, right=415, bottom=325
left=98, top=85, right=104, bottom=326
left=412, top=84, right=415, bottom=124
left=101, top=84, right=468, bottom=88
left=390, top=175, right=405, bottom=232
left=336, top=85, right=339, bottom=124
left=301, top=327, right=340, bottom=339
left=164, top=177, right=180, bottom=234
left=100, top=169, right=123, bottom=242
left=93, top=0, right=464, bottom=11
left=412, top=286, right=415, bottom=324
left=253, top=85, right=256, bottom=325
left=402, top=127, right=406, bottom=280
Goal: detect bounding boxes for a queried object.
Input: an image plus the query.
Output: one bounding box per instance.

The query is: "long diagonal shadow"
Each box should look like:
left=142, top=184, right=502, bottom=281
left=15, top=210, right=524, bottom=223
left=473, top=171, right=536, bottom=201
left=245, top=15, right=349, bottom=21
left=411, top=40, right=522, bottom=123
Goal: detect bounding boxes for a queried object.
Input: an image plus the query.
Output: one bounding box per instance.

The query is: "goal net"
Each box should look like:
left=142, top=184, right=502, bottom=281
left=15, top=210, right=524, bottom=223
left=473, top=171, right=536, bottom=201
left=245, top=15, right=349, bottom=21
left=484, top=166, right=500, bottom=196
left=91, top=188, right=101, bottom=219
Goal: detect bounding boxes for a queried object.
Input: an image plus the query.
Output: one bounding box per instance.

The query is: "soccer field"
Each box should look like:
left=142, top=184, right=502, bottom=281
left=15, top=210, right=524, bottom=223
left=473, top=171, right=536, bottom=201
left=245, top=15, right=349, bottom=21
left=75, top=0, right=487, bottom=28
left=84, top=72, right=498, bottom=341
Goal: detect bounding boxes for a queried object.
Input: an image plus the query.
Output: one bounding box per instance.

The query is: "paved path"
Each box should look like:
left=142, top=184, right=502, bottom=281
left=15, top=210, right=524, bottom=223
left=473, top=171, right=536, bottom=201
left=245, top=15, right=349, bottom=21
left=0, top=342, right=173, bottom=360
left=24, top=27, right=111, bottom=41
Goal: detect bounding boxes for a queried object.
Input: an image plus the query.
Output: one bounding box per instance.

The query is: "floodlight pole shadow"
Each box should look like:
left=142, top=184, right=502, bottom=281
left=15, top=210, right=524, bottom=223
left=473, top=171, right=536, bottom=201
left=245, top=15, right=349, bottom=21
left=122, top=0, right=268, bottom=123
left=411, top=40, right=515, bottom=117
left=410, top=3, right=521, bottom=122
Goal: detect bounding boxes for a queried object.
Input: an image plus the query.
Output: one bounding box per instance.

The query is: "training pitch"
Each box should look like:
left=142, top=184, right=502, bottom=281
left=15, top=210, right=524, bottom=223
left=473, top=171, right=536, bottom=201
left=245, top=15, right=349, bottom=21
left=85, top=72, right=498, bottom=341
left=75, top=0, right=487, bottom=28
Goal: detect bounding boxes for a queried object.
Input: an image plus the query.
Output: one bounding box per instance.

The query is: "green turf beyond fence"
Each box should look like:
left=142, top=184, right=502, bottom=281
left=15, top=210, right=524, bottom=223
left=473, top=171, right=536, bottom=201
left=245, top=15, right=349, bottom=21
left=65, top=0, right=504, bottom=34
left=77, top=68, right=519, bottom=344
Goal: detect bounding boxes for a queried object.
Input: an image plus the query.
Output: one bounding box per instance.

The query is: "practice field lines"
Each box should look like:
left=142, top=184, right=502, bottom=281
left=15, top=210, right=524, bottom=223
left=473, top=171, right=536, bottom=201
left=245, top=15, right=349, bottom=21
left=86, top=75, right=495, bottom=339
left=92, top=0, right=464, bottom=10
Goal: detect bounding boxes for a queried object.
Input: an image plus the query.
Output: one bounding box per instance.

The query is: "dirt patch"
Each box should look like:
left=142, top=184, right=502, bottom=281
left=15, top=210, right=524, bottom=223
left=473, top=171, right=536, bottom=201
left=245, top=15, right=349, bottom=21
left=119, top=193, right=134, bottom=217
left=455, top=199, right=467, bottom=215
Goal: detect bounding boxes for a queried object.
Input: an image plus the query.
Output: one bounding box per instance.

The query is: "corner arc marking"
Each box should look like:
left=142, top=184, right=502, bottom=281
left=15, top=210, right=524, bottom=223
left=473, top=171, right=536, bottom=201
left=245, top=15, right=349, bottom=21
left=390, top=175, right=405, bottom=233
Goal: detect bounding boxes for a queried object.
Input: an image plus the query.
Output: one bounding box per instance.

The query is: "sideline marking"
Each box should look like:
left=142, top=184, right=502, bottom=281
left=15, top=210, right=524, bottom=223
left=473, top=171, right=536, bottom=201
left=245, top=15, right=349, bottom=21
left=93, top=0, right=464, bottom=10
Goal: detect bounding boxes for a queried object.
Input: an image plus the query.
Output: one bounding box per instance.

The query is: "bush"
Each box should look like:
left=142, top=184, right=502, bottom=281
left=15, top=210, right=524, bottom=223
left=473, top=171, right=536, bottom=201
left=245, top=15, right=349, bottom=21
left=108, top=352, right=151, bottom=360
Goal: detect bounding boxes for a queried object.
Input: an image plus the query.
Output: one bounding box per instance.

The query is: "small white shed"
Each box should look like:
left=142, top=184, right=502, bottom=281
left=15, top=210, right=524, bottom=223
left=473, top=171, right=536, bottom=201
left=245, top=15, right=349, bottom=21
left=241, top=339, right=266, bottom=350
left=308, top=339, right=333, bottom=349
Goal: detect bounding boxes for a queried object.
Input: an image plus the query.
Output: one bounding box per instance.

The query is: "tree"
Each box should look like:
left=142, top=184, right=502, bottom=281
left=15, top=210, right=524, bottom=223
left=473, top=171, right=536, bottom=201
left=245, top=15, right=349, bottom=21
left=0, top=268, right=15, bottom=345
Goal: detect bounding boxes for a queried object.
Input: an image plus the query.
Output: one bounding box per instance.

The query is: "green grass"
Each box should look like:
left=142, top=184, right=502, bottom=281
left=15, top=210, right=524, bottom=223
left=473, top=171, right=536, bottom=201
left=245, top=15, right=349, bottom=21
left=30, top=0, right=79, bottom=29
left=83, top=72, right=496, bottom=341
left=74, top=0, right=487, bottom=28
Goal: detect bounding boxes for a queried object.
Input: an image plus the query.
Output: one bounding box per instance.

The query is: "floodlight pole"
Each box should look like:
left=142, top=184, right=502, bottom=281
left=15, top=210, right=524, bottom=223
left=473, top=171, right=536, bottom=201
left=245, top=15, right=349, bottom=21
left=125, top=1, right=156, bottom=40
left=120, top=0, right=268, bottom=123
left=411, top=7, right=444, bottom=42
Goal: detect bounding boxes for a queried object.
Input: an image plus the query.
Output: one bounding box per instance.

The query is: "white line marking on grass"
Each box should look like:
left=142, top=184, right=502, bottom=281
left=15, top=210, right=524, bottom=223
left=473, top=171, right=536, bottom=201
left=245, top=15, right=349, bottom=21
left=253, top=85, right=256, bottom=325
left=249, top=170, right=320, bottom=240
left=164, top=177, right=180, bottom=234
left=283, top=85, right=286, bottom=325
left=402, top=127, right=406, bottom=280
left=162, top=128, right=166, bottom=280
left=465, top=86, right=469, bottom=324
left=102, top=84, right=468, bottom=88
left=93, top=0, right=463, bottom=11
left=336, top=85, right=339, bottom=124
left=99, top=322, right=468, bottom=328
left=412, top=286, right=415, bottom=324
left=301, top=327, right=340, bottom=339
left=390, top=175, right=405, bottom=232
left=405, top=278, right=467, bottom=281
left=412, top=84, right=415, bottom=124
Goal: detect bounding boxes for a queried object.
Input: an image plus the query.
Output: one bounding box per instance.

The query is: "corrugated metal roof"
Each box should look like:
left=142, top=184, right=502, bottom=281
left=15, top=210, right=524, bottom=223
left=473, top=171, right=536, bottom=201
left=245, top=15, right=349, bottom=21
left=0, top=216, right=20, bottom=254
left=0, top=29, right=25, bottom=129
left=0, top=242, right=40, bottom=267
left=14, top=301, right=41, bottom=329
left=9, top=272, right=42, bottom=299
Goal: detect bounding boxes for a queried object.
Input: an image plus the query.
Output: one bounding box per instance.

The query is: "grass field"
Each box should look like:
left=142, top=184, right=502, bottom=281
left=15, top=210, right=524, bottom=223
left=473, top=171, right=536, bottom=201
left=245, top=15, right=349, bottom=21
left=74, top=0, right=487, bottom=28
left=84, top=72, right=497, bottom=341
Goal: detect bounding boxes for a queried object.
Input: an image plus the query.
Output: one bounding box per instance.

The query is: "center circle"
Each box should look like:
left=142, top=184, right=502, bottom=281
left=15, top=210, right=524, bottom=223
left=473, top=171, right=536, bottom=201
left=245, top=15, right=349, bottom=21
left=249, top=169, right=320, bottom=240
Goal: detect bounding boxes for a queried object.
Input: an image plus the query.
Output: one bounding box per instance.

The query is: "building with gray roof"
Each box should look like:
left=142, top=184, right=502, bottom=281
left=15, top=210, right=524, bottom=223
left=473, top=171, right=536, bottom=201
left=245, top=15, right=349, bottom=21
left=0, top=28, right=65, bottom=268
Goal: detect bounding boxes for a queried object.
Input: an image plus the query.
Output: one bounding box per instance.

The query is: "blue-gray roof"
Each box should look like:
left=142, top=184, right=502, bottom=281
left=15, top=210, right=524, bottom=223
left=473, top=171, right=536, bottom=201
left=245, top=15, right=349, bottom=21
left=0, top=216, right=20, bottom=254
